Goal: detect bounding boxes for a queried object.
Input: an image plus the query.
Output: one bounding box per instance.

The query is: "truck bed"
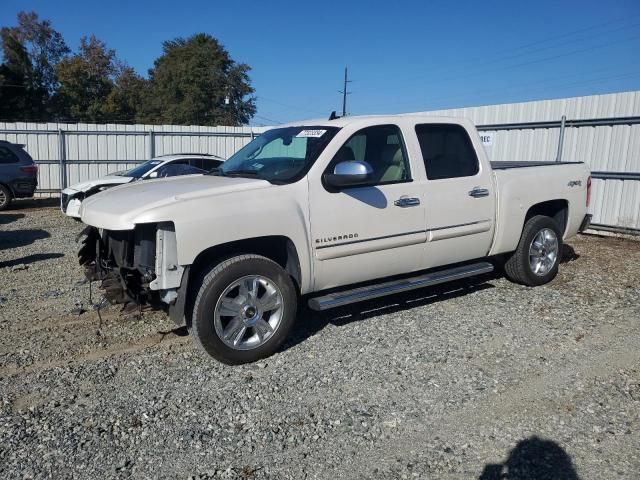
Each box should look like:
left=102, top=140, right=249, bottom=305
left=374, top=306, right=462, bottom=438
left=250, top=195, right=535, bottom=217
left=491, top=161, right=583, bottom=169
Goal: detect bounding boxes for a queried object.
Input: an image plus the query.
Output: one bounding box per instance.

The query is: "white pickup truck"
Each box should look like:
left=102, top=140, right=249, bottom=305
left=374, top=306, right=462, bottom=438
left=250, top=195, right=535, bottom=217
left=78, top=114, right=592, bottom=364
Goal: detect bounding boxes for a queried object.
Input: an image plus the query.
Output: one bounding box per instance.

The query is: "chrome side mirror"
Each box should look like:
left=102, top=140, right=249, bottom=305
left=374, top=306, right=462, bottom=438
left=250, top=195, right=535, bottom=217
left=324, top=161, right=373, bottom=189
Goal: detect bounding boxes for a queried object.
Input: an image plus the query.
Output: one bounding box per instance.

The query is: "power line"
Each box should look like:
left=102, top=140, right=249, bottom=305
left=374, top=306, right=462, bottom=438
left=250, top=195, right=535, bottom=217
left=366, top=32, right=640, bottom=112
left=369, top=70, right=640, bottom=114
left=359, top=16, right=640, bottom=93
left=252, top=114, right=282, bottom=125
left=256, top=96, right=326, bottom=116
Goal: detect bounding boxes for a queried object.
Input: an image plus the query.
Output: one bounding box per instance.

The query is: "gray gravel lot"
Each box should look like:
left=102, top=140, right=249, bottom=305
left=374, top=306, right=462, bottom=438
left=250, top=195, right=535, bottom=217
left=1, top=200, right=639, bottom=479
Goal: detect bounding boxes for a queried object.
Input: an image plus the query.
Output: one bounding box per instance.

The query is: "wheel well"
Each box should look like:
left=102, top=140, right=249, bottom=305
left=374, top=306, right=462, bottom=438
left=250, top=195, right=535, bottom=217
left=189, top=236, right=302, bottom=292
left=525, top=199, right=568, bottom=235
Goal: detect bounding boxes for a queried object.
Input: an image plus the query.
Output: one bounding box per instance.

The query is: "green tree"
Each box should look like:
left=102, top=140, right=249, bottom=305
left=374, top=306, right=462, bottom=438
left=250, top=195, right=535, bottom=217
left=0, top=28, right=36, bottom=119
left=141, top=33, right=256, bottom=126
left=12, top=11, right=69, bottom=96
left=103, top=65, right=148, bottom=122
left=0, top=11, right=69, bottom=120
left=54, top=35, right=117, bottom=122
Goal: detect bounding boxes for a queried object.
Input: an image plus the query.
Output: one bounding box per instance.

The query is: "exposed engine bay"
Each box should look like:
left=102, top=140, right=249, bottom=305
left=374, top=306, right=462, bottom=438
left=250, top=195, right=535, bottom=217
left=77, top=223, right=184, bottom=312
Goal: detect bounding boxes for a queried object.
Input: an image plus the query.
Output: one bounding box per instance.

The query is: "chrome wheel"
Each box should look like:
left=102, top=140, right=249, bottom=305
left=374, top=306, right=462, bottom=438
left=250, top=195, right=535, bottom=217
left=529, top=228, right=559, bottom=276
left=213, top=275, right=284, bottom=350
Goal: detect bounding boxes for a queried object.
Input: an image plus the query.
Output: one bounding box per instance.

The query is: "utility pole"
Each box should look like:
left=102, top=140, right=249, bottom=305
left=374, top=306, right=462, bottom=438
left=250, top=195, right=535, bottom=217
left=338, top=67, right=351, bottom=117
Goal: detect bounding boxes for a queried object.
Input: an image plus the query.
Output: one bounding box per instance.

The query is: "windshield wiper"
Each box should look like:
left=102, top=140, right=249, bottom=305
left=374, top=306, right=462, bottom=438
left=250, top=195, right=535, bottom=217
left=208, top=168, right=270, bottom=181
left=215, top=169, right=261, bottom=178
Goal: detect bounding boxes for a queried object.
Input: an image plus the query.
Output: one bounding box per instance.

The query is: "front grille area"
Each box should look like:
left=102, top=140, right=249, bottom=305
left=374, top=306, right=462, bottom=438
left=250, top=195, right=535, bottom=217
left=61, top=193, right=71, bottom=211
left=78, top=225, right=160, bottom=308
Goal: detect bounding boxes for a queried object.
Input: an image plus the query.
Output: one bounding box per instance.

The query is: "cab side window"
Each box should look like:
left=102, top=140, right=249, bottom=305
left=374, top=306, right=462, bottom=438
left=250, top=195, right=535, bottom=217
left=188, top=158, right=204, bottom=170
left=157, top=163, right=205, bottom=177
left=328, top=124, right=410, bottom=185
left=415, top=124, right=479, bottom=180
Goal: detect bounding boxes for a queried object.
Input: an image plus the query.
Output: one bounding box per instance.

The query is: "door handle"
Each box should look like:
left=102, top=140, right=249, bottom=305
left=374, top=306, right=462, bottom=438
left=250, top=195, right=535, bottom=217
left=394, top=196, right=421, bottom=207
left=468, top=187, right=490, bottom=198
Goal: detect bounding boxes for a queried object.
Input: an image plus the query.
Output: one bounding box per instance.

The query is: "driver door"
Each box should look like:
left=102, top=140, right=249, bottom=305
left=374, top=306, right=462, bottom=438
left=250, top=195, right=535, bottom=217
left=309, top=124, right=426, bottom=291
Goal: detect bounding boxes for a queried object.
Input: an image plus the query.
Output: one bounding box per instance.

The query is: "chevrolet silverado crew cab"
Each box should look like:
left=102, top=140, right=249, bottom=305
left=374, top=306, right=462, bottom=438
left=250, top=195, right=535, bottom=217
left=77, top=114, right=592, bottom=364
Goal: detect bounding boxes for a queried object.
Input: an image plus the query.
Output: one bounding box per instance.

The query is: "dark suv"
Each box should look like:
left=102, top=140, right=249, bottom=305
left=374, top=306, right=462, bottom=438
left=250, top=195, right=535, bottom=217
left=0, top=141, right=38, bottom=210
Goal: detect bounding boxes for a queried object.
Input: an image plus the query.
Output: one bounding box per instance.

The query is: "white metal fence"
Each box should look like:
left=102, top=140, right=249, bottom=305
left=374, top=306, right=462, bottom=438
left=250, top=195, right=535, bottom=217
left=1, top=91, right=639, bottom=235
left=0, top=123, right=267, bottom=194
left=420, top=91, right=640, bottom=235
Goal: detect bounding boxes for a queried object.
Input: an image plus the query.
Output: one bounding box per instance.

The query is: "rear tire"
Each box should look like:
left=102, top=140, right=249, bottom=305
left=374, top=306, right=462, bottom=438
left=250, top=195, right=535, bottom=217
left=0, top=185, right=12, bottom=211
left=504, top=215, right=562, bottom=286
left=190, top=254, right=297, bottom=365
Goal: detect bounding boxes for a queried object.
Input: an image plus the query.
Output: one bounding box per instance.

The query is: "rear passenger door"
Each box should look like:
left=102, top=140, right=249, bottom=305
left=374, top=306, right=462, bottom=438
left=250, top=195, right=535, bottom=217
left=414, top=123, right=495, bottom=267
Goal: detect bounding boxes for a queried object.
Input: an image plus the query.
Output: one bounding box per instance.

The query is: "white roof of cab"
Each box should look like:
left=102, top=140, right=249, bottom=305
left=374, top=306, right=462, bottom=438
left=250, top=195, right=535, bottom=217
left=153, top=153, right=224, bottom=161
left=279, top=113, right=469, bottom=129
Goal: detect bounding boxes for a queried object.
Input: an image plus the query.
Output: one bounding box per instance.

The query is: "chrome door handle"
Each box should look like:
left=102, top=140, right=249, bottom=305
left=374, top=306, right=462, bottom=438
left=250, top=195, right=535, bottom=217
left=468, top=187, right=490, bottom=198
left=394, top=196, right=421, bottom=207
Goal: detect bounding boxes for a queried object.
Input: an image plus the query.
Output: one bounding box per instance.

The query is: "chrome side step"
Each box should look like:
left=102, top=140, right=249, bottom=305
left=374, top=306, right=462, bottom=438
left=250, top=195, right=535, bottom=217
left=308, top=261, right=494, bottom=311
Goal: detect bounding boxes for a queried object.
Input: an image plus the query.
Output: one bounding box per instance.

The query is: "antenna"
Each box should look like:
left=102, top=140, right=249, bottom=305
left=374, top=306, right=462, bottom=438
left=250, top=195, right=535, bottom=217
left=338, top=67, right=352, bottom=117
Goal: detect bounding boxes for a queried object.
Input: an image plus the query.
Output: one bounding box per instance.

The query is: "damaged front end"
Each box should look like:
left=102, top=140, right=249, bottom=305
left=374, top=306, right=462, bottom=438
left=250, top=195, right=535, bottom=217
left=77, top=223, right=186, bottom=314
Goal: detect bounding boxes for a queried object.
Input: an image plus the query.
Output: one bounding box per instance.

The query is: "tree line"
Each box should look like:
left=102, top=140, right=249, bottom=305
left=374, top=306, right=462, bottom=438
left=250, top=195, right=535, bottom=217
left=0, top=11, right=256, bottom=126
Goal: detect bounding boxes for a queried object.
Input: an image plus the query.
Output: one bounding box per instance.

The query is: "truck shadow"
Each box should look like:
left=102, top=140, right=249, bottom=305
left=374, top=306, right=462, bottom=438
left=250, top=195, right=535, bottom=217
left=478, top=435, right=579, bottom=479
left=285, top=244, right=579, bottom=352
left=284, top=272, right=499, bottom=352
left=561, top=244, right=579, bottom=263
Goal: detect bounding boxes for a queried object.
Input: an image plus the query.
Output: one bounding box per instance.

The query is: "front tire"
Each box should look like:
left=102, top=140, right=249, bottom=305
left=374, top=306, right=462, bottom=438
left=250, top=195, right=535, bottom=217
left=0, top=185, right=13, bottom=211
left=504, top=215, right=562, bottom=286
left=190, top=254, right=297, bottom=365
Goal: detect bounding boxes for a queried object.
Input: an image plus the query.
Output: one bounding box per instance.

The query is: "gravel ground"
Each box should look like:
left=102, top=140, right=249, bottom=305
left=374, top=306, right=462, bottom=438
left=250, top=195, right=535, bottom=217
left=1, top=200, right=639, bottom=479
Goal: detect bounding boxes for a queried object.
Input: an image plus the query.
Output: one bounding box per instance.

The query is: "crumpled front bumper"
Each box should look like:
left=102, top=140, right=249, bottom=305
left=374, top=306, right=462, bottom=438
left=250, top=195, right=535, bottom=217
left=77, top=225, right=157, bottom=307
left=61, top=188, right=81, bottom=216
left=77, top=223, right=184, bottom=313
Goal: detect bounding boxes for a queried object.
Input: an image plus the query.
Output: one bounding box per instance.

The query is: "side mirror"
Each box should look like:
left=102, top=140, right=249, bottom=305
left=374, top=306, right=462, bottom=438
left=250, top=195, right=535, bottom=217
left=148, top=171, right=159, bottom=179
left=323, top=161, right=373, bottom=189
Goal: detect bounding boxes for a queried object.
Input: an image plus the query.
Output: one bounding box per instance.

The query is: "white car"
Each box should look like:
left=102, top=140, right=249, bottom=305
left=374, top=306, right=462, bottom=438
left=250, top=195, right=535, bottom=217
left=61, top=154, right=224, bottom=218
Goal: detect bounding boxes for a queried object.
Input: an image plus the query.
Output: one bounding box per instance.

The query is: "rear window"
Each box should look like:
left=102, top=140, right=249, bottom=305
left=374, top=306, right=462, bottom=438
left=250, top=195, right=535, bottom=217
left=415, top=124, right=479, bottom=180
left=0, top=146, right=20, bottom=164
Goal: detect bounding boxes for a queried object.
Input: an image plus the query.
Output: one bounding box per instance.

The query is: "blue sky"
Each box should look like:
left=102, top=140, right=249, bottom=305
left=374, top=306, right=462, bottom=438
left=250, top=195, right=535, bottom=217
left=2, top=0, right=639, bottom=125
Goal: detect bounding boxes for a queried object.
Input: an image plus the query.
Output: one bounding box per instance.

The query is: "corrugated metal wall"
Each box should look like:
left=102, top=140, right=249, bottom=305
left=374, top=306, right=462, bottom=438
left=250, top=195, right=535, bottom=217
left=418, top=91, right=640, bottom=233
left=0, top=123, right=267, bottom=195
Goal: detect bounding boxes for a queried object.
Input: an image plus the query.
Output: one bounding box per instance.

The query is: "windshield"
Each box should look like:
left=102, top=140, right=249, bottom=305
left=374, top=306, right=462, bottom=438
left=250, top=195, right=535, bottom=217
left=122, top=159, right=163, bottom=178
left=215, top=126, right=340, bottom=183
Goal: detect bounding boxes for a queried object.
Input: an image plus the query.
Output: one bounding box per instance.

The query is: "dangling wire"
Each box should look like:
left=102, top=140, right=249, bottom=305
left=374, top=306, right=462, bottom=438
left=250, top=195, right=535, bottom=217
left=88, top=279, right=107, bottom=329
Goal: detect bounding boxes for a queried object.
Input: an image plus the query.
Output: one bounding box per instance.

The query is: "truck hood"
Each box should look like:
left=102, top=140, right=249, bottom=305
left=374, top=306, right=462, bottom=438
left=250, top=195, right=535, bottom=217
left=80, top=174, right=272, bottom=230
left=63, top=174, right=132, bottom=194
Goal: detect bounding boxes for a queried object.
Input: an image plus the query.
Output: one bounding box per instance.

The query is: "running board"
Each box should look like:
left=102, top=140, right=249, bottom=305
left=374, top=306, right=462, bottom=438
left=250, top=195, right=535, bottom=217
left=308, top=261, right=494, bottom=311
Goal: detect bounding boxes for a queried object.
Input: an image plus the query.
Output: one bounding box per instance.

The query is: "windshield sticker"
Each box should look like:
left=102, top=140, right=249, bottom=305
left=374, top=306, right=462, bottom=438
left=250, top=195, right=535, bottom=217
left=251, top=163, right=264, bottom=170
left=296, top=129, right=326, bottom=138
left=149, top=161, right=161, bottom=165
